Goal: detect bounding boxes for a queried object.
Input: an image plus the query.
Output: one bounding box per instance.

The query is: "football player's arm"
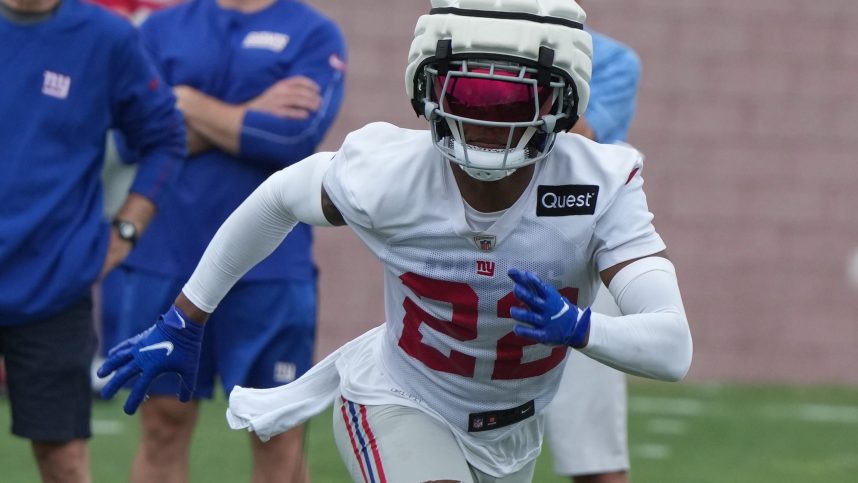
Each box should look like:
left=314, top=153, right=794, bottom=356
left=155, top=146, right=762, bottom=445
left=175, top=159, right=346, bottom=323
left=99, top=153, right=338, bottom=413
left=176, top=166, right=348, bottom=322
left=175, top=23, right=346, bottom=168
left=582, top=158, right=691, bottom=381
left=582, top=252, right=693, bottom=381
left=509, top=250, right=691, bottom=382
left=508, top=252, right=690, bottom=382
left=511, top=157, right=691, bottom=381
left=179, top=152, right=339, bottom=319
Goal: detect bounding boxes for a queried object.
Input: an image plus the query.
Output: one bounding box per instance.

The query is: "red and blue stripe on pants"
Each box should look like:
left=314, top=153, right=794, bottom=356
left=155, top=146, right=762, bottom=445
left=340, top=397, right=388, bottom=483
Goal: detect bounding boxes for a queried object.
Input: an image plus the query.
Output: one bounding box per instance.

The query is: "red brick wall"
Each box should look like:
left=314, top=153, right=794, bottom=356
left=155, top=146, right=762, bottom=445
left=310, top=0, right=858, bottom=384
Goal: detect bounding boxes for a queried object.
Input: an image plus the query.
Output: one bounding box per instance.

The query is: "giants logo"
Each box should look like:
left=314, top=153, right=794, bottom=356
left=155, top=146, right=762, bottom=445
left=476, top=260, right=495, bottom=277
left=536, top=185, right=599, bottom=216
left=42, top=70, right=71, bottom=99
left=242, top=31, right=290, bottom=52
left=273, top=362, right=297, bottom=383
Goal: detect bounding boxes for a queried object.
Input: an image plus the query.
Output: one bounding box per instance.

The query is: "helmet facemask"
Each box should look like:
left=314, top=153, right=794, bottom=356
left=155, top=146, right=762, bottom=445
left=413, top=47, right=581, bottom=181
left=405, top=1, right=593, bottom=181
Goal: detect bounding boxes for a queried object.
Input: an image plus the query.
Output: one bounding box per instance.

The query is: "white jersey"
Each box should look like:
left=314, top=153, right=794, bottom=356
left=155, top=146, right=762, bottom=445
left=321, top=122, right=664, bottom=475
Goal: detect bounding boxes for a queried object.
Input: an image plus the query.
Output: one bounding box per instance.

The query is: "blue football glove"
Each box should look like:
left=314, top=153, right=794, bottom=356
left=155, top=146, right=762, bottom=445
left=507, top=268, right=591, bottom=348
left=97, top=305, right=204, bottom=415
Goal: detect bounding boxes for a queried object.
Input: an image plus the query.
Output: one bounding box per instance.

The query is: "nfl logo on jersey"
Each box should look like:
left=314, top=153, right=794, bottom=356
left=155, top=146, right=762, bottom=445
left=472, top=417, right=484, bottom=429
left=474, top=235, right=496, bottom=251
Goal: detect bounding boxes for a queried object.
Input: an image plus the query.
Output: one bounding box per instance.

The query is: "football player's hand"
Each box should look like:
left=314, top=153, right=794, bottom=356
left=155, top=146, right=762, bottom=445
left=97, top=305, right=205, bottom=415
left=507, top=268, right=591, bottom=348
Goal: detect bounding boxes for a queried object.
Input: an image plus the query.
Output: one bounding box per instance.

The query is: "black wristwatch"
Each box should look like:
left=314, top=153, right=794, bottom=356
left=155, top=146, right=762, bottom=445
left=112, top=219, right=139, bottom=246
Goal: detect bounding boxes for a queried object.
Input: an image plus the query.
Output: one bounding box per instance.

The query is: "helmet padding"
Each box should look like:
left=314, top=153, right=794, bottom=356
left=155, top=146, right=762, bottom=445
left=405, top=0, right=593, bottom=179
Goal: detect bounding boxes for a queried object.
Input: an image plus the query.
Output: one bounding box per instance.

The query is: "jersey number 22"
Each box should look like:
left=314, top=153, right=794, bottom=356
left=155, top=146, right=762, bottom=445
left=398, top=272, right=578, bottom=380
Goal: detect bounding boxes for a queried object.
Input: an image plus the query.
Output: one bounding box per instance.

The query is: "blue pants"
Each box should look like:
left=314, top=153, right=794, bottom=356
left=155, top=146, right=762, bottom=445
left=101, top=267, right=316, bottom=398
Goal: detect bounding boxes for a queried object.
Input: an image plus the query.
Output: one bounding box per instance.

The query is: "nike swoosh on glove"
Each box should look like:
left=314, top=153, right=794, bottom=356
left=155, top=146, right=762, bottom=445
left=507, top=268, right=591, bottom=348
left=97, top=305, right=205, bottom=414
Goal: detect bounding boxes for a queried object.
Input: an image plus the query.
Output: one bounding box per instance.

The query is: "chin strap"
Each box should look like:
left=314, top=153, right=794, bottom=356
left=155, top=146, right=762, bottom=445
left=459, top=164, right=517, bottom=182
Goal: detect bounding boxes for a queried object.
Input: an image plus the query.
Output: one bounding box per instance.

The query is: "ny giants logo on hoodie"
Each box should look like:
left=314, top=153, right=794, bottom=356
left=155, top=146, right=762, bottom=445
left=42, top=70, right=71, bottom=99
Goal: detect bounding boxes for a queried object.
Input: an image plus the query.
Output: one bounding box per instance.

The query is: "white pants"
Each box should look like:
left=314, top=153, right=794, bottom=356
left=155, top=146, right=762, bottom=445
left=333, top=397, right=537, bottom=483
left=543, top=285, right=630, bottom=476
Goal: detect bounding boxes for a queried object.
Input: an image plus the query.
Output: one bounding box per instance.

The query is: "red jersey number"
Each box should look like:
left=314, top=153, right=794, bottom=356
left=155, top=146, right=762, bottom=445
left=398, top=272, right=578, bottom=380
left=398, top=273, right=478, bottom=377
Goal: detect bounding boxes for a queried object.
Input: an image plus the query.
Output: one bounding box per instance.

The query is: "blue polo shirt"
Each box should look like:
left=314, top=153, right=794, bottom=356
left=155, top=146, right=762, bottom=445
left=587, top=30, right=642, bottom=144
left=0, top=0, right=185, bottom=325
left=123, top=0, right=346, bottom=281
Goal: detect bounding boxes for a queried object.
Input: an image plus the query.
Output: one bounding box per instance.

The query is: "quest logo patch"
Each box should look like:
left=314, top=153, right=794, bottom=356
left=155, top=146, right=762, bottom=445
left=536, top=185, right=599, bottom=216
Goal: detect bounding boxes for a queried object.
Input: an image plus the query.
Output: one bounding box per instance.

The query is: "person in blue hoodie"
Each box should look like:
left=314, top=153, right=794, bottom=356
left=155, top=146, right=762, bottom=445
left=0, top=0, right=184, bottom=480
left=97, top=0, right=346, bottom=481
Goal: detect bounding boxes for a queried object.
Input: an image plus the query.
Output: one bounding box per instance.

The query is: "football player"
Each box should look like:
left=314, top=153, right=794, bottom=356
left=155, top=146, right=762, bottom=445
left=99, top=1, right=692, bottom=482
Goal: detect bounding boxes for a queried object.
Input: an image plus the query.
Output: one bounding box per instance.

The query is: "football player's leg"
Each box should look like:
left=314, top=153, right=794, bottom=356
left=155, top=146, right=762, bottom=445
left=332, top=398, right=474, bottom=483
left=214, top=279, right=317, bottom=483
left=544, top=286, right=629, bottom=483
left=469, top=459, right=537, bottom=483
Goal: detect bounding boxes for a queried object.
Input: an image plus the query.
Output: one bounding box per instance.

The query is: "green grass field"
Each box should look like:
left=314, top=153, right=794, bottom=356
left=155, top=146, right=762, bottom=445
left=1, top=381, right=856, bottom=482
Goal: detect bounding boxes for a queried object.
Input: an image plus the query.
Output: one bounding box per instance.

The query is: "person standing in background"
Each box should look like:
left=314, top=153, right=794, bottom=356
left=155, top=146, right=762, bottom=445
left=98, top=0, right=346, bottom=482
left=544, top=25, right=644, bottom=483
left=86, top=0, right=186, bottom=391
left=0, top=0, right=185, bottom=481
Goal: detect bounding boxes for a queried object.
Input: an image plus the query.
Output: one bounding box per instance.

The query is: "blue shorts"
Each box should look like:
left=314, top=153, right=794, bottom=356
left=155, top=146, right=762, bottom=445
left=100, top=267, right=316, bottom=398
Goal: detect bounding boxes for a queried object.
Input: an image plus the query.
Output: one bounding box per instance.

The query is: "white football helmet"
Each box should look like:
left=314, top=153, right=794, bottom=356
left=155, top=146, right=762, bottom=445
left=406, top=0, right=593, bottom=181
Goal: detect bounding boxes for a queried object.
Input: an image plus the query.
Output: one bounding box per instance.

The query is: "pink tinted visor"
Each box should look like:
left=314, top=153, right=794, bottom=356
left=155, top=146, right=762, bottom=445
left=434, top=68, right=554, bottom=123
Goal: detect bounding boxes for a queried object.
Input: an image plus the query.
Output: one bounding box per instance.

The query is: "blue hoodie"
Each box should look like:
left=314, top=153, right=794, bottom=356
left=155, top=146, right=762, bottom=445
left=0, top=0, right=185, bottom=325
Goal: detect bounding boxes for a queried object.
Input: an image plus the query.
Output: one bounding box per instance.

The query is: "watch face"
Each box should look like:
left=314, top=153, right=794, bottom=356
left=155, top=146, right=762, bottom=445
left=115, top=221, right=137, bottom=242
left=119, top=223, right=135, bottom=238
